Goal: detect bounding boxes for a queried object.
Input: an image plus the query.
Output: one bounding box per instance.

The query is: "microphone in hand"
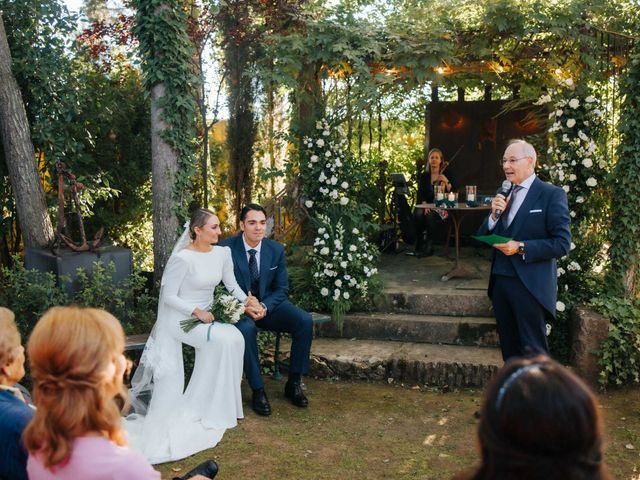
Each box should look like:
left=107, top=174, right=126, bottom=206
left=494, top=180, right=513, bottom=217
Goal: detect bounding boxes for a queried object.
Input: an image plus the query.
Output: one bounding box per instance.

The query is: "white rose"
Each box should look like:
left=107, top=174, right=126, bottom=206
left=586, top=177, right=597, bottom=187
left=349, top=245, right=357, bottom=252
left=320, top=287, right=329, bottom=296
left=335, top=279, right=342, bottom=287
left=339, top=197, right=349, bottom=205
left=570, top=211, right=576, bottom=217
left=318, top=227, right=326, bottom=234
left=563, top=185, right=570, bottom=193
left=557, top=267, right=565, bottom=277
left=565, top=78, right=574, bottom=86
left=325, top=150, right=332, bottom=157
left=582, top=158, right=593, bottom=168
left=569, top=174, right=576, bottom=181
left=323, top=130, right=330, bottom=136
left=575, top=196, right=584, bottom=203
left=330, top=176, right=338, bottom=185
left=340, top=261, right=348, bottom=268
left=566, top=118, right=576, bottom=128
left=323, top=233, right=329, bottom=239
left=316, top=121, right=323, bottom=130
left=585, top=95, right=596, bottom=103
left=556, top=301, right=566, bottom=312
left=305, top=200, right=313, bottom=208
left=352, top=228, right=359, bottom=234
left=316, top=139, right=325, bottom=147
left=568, top=98, right=580, bottom=109
left=343, top=292, right=350, bottom=299
left=320, top=247, right=330, bottom=255
left=341, top=181, right=349, bottom=189
left=310, top=155, right=318, bottom=163
left=556, top=109, right=563, bottom=117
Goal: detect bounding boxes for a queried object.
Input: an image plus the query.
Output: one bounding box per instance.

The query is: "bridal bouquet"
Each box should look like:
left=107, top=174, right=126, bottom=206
left=180, top=286, right=245, bottom=339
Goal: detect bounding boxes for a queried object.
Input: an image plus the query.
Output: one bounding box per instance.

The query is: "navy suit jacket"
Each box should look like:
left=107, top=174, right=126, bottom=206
left=218, top=234, right=289, bottom=313
left=478, top=176, right=571, bottom=317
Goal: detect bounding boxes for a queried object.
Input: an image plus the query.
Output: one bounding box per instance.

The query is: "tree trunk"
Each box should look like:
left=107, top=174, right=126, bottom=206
left=0, top=13, right=54, bottom=248
left=151, top=82, right=180, bottom=282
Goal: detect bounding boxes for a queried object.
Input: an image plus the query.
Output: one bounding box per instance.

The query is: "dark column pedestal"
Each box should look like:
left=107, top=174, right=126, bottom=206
left=25, top=246, right=132, bottom=297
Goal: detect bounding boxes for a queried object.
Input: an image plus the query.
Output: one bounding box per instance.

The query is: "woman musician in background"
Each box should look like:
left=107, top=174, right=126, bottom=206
left=410, top=148, right=455, bottom=257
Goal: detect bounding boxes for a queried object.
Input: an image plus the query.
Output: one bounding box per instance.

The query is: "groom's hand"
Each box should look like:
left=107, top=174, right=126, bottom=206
left=245, top=304, right=266, bottom=321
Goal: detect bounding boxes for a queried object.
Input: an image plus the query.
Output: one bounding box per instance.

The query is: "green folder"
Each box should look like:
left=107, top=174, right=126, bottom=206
left=472, top=234, right=513, bottom=245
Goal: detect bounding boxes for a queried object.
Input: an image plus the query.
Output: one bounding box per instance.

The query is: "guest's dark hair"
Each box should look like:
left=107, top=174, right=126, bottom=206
left=239, top=203, right=266, bottom=221
left=461, top=355, right=611, bottom=480
left=189, top=208, right=215, bottom=240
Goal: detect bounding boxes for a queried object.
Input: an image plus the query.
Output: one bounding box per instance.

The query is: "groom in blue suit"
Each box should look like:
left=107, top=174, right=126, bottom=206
left=478, top=140, right=571, bottom=360
left=219, top=204, right=313, bottom=416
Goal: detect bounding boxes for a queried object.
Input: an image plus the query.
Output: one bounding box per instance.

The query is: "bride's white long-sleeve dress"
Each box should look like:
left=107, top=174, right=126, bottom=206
left=124, top=246, right=247, bottom=464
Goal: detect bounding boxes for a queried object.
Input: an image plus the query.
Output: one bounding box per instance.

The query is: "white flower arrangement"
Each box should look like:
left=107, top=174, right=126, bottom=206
left=180, top=286, right=245, bottom=340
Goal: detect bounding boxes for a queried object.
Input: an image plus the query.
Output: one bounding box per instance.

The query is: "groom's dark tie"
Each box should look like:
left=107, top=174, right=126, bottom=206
left=248, top=249, right=259, bottom=296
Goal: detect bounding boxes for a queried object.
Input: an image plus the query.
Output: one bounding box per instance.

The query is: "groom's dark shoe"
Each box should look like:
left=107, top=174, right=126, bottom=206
left=251, top=388, right=272, bottom=416
left=173, top=459, right=219, bottom=479
left=284, top=381, right=308, bottom=407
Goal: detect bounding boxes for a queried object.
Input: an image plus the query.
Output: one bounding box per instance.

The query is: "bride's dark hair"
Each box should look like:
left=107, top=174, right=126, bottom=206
left=189, top=208, right=215, bottom=240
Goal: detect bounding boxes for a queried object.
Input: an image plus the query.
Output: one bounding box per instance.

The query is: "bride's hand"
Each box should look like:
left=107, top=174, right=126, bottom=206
left=193, top=308, right=214, bottom=323
left=245, top=292, right=260, bottom=309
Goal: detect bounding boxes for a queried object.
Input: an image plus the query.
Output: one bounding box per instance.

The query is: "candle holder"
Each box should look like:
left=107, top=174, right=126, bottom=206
left=444, top=191, right=458, bottom=208
left=434, top=184, right=446, bottom=207
left=466, top=185, right=478, bottom=207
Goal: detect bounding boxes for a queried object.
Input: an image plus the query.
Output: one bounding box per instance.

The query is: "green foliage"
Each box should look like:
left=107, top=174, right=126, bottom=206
left=607, top=46, right=640, bottom=297
left=0, top=257, right=156, bottom=343
left=592, top=295, right=640, bottom=386
left=73, top=261, right=157, bottom=335
left=134, top=0, right=198, bottom=224
left=0, top=256, right=69, bottom=335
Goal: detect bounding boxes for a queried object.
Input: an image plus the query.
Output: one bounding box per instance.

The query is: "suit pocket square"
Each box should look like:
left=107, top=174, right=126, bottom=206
left=529, top=209, right=542, bottom=213
left=269, top=266, right=278, bottom=270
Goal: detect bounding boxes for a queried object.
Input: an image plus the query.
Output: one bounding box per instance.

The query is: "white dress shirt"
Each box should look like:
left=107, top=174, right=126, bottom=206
left=487, top=173, right=537, bottom=230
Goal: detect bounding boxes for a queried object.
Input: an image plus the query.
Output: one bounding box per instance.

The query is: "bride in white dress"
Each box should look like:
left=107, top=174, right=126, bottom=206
left=124, top=209, right=248, bottom=464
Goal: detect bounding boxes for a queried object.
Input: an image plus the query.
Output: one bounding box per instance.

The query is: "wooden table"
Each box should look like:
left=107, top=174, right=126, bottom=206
left=415, top=203, right=491, bottom=281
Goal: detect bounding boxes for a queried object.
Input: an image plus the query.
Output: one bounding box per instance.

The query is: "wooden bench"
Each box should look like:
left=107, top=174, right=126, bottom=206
left=124, top=312, right=332, bottom=380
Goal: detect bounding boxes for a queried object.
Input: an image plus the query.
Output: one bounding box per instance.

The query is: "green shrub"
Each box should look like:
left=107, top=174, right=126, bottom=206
left=73, top=261, right=157, bottom=335
left=0, top=257, right=68, bottom=337
left=592, top=295, right=640, bottom=386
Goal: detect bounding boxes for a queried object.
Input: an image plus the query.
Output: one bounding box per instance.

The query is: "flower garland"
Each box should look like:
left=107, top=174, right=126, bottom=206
left=537, top=82, right=610, bottom=330
left=301, top=119, right=379, bottom=330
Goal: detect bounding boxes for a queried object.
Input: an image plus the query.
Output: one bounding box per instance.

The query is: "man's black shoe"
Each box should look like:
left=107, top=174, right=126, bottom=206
left=251, top=388, right=272, bottom=416
left=284, top=381, right=308, bottom=407
left=173, top=459, right=219, bottom=479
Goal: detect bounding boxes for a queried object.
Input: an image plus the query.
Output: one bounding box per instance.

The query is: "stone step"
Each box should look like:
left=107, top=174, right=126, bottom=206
left=318, top=312, right=499, bottom=347
left=302, top=338, right=502, bottom=388
left=375, top=288, right=493, bottom=317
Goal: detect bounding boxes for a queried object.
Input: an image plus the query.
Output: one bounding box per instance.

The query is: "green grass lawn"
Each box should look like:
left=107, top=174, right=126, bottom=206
left=156, top=378, right=640, bottom=480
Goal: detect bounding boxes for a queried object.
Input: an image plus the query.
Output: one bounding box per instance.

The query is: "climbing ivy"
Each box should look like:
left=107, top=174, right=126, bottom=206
left=607, top=47, right=640, bottom=298
left=133, top=0, right=198, bottom=224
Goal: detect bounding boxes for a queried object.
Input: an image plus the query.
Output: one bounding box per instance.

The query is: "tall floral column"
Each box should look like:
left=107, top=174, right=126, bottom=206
left=300, top=119, right=379, bottom=330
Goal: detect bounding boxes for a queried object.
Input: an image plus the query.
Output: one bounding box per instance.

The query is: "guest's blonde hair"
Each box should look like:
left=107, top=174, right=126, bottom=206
left=23, top=306, right=127, bottom=468
left=0, top=307, right=21, bottom=374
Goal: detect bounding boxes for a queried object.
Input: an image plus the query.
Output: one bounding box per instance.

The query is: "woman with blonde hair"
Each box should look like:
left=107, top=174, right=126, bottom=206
left=23, top=305, right=161, bottom=479
left=0, top=307, right=34, bottom=480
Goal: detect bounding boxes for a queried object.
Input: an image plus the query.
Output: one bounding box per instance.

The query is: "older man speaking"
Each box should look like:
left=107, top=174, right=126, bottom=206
left=478, top=139, right=571, bottom=360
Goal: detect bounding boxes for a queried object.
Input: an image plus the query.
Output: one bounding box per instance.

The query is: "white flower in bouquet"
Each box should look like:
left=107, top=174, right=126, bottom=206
left=316, top=139, right=325, bottom=147
left=339, top=197, right=349, bottom=205
left=330, top=176, right=338, bottom=185
left=556, top=109, right=564, bottom=117
left=310, top=155, right=319, bottom=163
left=349, top=245, right=357, bottom=252
left=320, top=287, right=329, bottom=296
left=325, top=150, right=332, bottom=157
left=582, top=158, right=593, bottom=168
left=329, top=190, right=338, bottom=199
left=180, top=288, right=245, bottom=338
left=566, top=118, right=576, bottom=128
left=335, top=279, right=342, bottom=287
left=341, top=181, right=349, bottom=189
left=568, top=98, right=580, bottom=109
left=320, top=247, right=330, bottom=255
left=585, top=177, right=597, bottom=187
